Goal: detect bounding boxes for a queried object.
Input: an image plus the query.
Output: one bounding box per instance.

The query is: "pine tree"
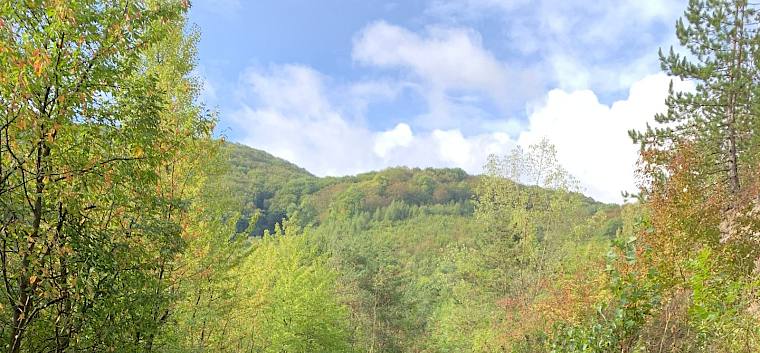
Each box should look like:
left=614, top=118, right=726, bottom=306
left=630, top=0, right=760, bottom=196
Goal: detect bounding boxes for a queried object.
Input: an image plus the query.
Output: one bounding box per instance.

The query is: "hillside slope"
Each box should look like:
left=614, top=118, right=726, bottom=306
left=223, top=142, right=618, bottom=237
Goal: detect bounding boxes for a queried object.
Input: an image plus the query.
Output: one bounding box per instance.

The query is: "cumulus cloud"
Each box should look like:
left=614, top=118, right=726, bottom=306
left=430, top=130, right=513, bottom=171
left=374, top=123, right=414, bottom=158
left=516, top=73, right=691, bottom=202
left=241, top=65, right=331, bottom=118
left=232, top=65, right=376, bottom=175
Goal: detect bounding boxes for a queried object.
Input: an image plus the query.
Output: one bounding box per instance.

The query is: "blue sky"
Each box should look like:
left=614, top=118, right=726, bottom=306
left=189, top=0, right=688, bottom=203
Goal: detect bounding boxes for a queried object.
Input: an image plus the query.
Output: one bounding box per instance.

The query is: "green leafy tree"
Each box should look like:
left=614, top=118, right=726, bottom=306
left=0, top=1, right=212, bottom=352
left=224, top=221, right=355, bottom=353
left=430, top=138, right=609, bottom=351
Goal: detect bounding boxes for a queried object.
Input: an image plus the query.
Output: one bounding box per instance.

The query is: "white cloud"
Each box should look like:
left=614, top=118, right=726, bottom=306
left=429, top=0, right=683, bottom=45
left=353, top=21, right=511, bottom=98
left=432, top=129, right=472, bottom=165
left=374, top=123, right=414, bottom=158
left=242, top=64, right=331, bottom=118
left=341, top=80, right=407, bottom=123
left=352, top=21, right=540, bottom=131
left=232, top=65, right=375, bottom=175
left=348, top=16, right=688, bottom=202
left=516, top=73, right=691, bottom=203
left=231, top=64, right=517, bottom=177
left=430, top=129, right=514, bottom=171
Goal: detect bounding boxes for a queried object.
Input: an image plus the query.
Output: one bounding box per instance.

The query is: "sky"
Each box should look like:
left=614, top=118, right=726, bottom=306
left=189, top=0, right=690, bottom=204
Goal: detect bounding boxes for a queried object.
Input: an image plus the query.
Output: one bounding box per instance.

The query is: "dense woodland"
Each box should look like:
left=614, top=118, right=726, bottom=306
left=1, top=0, right=760, bottom=352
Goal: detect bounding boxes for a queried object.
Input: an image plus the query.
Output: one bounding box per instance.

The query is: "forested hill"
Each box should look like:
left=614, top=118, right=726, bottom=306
left=221, top=142, right=617, bottom=237
left=213, top=142, right=626, bottom=352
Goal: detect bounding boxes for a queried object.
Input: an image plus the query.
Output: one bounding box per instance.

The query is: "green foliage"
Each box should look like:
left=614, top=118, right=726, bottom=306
left=686, top=248, right=760, bottom=351
left=550, top=237, right=661, bottom=353
left=222, top=145, right=478, bottom=236
left=312, top=213, right=483, bottom=353
left=616, top=1, right=760, bottom=352
left=10, top=1, right=747, bottom=352
left=0, top=1, right=216, bottom=352
left=234, top=222, right=354, bottom=353
left=419, top=140, right=618, bottom=352
left=222, top=143, right=319, bottom=235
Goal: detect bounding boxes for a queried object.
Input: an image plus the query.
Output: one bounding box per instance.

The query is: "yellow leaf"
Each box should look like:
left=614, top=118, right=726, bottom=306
left=29, top=275, right=37, bottom=284
left=33, top=59, right=43, bottom=76
left=46, top=126, right=58, bottom=142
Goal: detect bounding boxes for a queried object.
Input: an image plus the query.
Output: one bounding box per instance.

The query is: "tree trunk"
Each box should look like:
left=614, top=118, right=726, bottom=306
left=726, top=0, right=745, bottom=195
